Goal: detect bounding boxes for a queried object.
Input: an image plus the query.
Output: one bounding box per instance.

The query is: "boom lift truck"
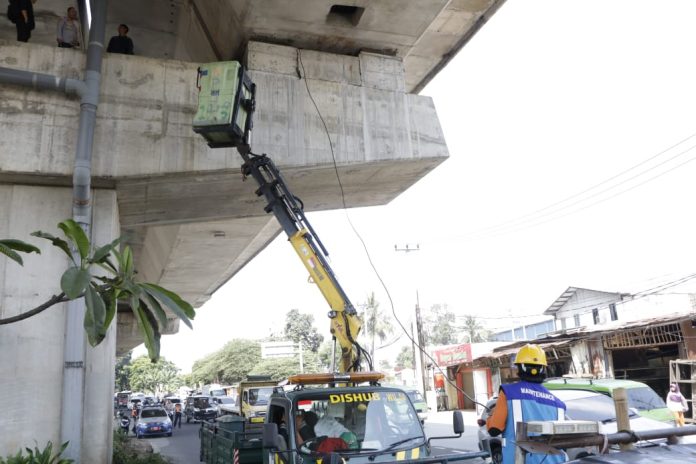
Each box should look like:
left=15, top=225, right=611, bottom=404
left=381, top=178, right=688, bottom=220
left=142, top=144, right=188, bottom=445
left=193, top=60, right=368, bottom=374
left=192, top=61, right=490, bottom=464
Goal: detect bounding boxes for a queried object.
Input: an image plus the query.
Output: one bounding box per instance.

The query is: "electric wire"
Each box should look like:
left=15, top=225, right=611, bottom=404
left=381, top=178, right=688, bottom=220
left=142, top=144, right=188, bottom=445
left=454, top=272, right=696, bottom=328
left=453, top=131, right=696, bottom=240
left=472, top=145, right=696, bottom=239
left=297, top=49, right=487, bottom=409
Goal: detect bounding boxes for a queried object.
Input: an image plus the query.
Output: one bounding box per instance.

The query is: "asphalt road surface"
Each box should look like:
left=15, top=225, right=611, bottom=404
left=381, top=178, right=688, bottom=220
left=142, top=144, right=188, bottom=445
left=145, top=411, right=488, bottom=464
left=145, top=419, right=201, bottom=464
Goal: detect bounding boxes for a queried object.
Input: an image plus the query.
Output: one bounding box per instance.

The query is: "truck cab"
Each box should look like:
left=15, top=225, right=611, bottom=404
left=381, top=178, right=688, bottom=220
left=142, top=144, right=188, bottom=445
left=200, top=372, right=468, bottom=464
left=239, top=378, right=281, bottom=422
left=261, top=373, right=436, bottom=464
left=266, top=388, right=425, bottom=463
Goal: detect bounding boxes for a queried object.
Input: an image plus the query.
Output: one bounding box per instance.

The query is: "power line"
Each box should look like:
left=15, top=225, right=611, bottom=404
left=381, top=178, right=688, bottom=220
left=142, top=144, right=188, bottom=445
left=437, top=131, right=696, bottom=242
left=298, top=49, right=488, bottom=410
left=473, top=147, right=696, bottom=239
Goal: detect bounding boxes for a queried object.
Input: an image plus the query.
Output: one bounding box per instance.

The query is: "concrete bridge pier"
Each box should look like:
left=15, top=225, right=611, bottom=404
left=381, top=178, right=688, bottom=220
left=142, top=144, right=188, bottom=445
left=0, top=185, right=118, bottom=463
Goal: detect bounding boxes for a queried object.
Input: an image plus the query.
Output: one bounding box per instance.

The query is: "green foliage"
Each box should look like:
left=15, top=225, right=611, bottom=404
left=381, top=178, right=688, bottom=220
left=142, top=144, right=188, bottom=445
left=284, top=309, right=324, bottom=352
left=0, top=441, right=72, bottom=464
left=115, top=352, right=133, bottom=392
left=191, top=339, right=262, bottom=385
left=112, top=432, right=170, bottom=464
left=423, top=303, right=457, bottom=345
left=460, top=315, right=490, bottom=343
left=0, top=239, right=40, bottom=266
left=128, top=356, right=180, bottom=394
left=317, top=340, right=335, bottom=371
left=250, top=350, right=322, bottom=380
left=2, top=219, right=195, bottom=361
left=359, top=292, right=393, bottom=359
left=395, top=345, right=414, bottom=370
left=177, top=373, right=193, bottom=388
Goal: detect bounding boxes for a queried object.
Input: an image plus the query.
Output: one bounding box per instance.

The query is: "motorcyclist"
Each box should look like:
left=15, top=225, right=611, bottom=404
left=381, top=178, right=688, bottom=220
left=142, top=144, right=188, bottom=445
left=119, top=412, right=130, bottom=434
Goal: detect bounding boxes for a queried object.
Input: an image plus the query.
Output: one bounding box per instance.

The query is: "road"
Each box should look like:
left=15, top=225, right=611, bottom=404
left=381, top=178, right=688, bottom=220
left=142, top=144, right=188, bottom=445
left=143, top=410, right=488, bottom=464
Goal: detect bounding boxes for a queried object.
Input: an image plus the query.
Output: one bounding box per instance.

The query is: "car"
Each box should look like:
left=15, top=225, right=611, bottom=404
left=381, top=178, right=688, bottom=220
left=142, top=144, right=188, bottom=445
left=544, top=378, right=673, bottom=423
left=185, top=395, right=217, bottom=423
left=213, top=396, right=237, bottom=416
left=476, top=389, right=673, bottom=463
left=404, top=389, right=429, bottom=424
left=134, top=406, right=173, bottom=438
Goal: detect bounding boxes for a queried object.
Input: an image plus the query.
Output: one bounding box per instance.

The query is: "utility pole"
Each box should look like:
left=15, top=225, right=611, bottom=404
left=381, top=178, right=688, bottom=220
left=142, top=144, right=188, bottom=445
left=395, top=244, right=428, bottom=398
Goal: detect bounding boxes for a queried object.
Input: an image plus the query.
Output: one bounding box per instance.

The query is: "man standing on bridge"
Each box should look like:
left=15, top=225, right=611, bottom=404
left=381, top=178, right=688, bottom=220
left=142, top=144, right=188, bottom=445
left=486, top=344, right=567, bottom=464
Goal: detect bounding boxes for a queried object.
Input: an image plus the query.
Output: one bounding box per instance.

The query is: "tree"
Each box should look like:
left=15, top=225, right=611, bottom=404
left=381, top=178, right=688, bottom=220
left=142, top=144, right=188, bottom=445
left=423, top=303, right=457, bottom=345
left=250, top=349, right=322, bottom=380
left=191, top=339, right=262, bottom=384
left=178, top=373, right=193, bottom=388
left=0, top=220, right=195, bottom=361
left=114, top=351, right=132, bottom=392
left=317, top=340, right=335, bottom=371
left=284, top=309, right=324, bottom=352
left=395, top=345, right=414, bottom=370
left=461, top=315, right=490, bottom=343
left=128, top=355, right=180, bottom=395
left=360, top=292, right=393, bottom=362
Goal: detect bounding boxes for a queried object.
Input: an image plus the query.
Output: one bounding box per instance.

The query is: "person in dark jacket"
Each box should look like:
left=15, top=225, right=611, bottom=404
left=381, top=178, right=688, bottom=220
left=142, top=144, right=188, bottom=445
left=15, top=0, right=36, bottom=42
left=106, top=23, right=134, bottom=55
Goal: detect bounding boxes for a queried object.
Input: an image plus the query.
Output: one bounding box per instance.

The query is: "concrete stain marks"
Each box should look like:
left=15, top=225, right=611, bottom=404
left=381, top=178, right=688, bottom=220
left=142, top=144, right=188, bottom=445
left=117, top=72, right=156, bottom=89
left=1, top=56, right=18, bottom=65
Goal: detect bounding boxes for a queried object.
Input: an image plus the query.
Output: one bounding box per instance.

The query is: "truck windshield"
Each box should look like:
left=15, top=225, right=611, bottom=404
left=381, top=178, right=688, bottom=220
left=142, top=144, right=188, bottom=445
left=249, top=387, right=274, bottom=406
left=194, top=398, right=211, bottom=409
left=294, top=389, right=424, bottom=453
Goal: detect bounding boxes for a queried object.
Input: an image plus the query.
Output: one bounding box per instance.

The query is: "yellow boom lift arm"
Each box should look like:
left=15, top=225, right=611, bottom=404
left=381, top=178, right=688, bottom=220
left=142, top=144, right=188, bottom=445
left=193, top=61, right=371, bottom=373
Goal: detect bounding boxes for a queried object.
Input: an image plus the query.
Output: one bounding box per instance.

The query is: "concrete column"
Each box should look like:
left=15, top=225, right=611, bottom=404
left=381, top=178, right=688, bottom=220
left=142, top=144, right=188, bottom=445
left=0, top=186, right=118, bottom=462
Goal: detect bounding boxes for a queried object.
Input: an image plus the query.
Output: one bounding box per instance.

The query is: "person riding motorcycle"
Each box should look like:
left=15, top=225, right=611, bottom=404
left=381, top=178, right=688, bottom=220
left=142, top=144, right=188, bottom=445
left=486, top=344, right=567, bottom=464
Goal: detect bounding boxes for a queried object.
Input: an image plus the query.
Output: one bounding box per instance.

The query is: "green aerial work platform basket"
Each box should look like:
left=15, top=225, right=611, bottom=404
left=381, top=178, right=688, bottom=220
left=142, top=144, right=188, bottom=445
left=193, top=61, right=255, bottom=148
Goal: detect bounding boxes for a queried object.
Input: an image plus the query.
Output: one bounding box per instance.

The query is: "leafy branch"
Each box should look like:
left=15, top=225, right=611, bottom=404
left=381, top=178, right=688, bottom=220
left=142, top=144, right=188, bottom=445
left=0, top=219, right=195, bottom=361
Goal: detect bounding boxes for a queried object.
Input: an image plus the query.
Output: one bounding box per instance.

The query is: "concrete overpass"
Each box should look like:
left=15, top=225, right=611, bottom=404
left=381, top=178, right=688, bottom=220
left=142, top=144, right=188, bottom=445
left=0, top=0, right=504, bottom=461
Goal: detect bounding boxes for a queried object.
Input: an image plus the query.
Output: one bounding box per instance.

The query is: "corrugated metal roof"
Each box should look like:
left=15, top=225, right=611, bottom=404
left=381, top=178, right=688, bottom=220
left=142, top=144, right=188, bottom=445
left=473, top=312, right=693, bottom=364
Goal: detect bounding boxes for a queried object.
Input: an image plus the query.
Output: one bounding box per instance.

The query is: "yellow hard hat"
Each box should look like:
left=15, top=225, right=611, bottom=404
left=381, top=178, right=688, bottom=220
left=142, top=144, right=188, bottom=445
left=515, top=344, right=547, bottom=366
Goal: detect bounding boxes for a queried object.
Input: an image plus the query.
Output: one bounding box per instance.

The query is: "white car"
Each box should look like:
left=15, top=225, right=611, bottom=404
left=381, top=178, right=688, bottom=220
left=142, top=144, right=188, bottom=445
left=213, top=396, right=237, bottom=416
left=476, top=389, right=674, bottom=463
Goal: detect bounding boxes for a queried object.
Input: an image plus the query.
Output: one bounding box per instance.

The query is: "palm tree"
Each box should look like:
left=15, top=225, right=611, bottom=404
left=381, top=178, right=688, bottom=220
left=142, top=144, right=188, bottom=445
left=462, top=315, right=489, bottom=343
left=361, top=292, right=394, bottom=363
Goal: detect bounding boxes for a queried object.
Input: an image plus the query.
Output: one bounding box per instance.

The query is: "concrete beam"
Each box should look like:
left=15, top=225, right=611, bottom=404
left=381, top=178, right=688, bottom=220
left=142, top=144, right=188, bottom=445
left=0, top=39, right=448, bottom=350
left=0, top=0, right=504, bottom=92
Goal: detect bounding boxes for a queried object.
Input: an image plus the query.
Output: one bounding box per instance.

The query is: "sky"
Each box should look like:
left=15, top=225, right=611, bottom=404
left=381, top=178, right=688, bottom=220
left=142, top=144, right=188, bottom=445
left=135, top=0, right=696, bottom=372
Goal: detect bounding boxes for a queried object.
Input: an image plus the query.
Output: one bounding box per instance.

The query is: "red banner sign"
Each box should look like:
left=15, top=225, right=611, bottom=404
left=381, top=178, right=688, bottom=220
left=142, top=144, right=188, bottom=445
left=432, top=344, right=472, bottom=367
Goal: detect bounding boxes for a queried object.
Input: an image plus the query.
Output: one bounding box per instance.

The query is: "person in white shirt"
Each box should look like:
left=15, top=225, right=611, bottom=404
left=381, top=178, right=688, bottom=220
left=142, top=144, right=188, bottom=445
left=56, top=6, right=81, bottom=49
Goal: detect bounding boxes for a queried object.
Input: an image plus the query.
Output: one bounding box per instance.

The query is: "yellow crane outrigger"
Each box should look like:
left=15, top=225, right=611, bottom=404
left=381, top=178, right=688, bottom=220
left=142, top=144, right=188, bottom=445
left=193, top=61, right=371, bottom=373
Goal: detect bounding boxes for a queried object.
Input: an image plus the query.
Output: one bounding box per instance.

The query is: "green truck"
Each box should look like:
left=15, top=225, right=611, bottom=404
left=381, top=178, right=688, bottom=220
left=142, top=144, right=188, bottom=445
left=200, top=373, right=485, bottom=464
